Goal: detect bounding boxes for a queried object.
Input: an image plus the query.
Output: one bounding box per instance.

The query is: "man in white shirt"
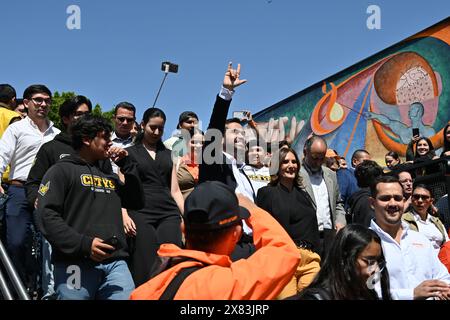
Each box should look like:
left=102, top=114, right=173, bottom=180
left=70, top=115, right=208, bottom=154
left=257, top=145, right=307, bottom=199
left=243, top=140, right=270, bottom=194
left=369, top=175, right=450, bottom=300
left=300, top=136, right=346, bottom=257
left=0, top=84, right=60, bottom=284
left=111, top=102, right=136, bottom=173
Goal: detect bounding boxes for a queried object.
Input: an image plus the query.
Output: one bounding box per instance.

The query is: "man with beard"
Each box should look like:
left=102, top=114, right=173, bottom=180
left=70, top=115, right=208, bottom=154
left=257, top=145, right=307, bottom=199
left=369, top=175, right=450, bottom=300
left=300, top=136, right=346, bottom=258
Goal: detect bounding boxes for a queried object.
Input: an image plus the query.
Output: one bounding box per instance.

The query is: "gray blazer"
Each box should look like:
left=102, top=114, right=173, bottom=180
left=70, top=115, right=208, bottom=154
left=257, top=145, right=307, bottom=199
left=300, top=165, right=347, bottom=227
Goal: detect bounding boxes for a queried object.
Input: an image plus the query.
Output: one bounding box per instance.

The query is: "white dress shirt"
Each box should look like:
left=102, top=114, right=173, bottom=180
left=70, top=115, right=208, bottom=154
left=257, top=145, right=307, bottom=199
left=370, top=220, right=450, bottom=300
left=111, top=132, right=134, bottom=174
left=309, top=171, right=332, bottom=231
left=412, top=211, right=449, bottom=254
left=0, top=117, right=60, bottom=181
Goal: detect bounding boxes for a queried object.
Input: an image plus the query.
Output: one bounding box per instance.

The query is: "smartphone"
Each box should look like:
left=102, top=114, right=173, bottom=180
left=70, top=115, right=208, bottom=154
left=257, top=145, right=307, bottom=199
left=103, top=235, right=122, bottom=253
left=161, top=61, right=178, bottom=73
left=412, top=128, right=420, bottom=137
left=233, top=111, right=250, bottom=122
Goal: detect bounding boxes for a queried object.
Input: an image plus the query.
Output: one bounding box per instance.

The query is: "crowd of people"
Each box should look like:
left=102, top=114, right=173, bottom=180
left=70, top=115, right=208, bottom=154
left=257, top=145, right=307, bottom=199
left=1, top=62, right=450, bottom=300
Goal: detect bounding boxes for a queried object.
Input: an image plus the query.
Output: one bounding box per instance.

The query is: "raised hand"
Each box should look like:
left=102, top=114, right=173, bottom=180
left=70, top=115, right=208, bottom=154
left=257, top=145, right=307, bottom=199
left=223, top=62, right=247, bottom=91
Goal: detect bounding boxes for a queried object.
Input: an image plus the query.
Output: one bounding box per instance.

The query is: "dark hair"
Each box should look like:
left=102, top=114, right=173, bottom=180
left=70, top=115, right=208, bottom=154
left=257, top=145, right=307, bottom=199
left=355, top=160, right=384, bottom=188
left=385, top=151, right=400, bottom=161
left=177, top=111, right=198, bottom=129
left=414, top=136, right=436, bottom=159
left=412, top=183, right=434, bottom=199
left=134, top=107, right=166, bottom=146
left=225, top=118, right=242, bottom=127
left=442, top=123, right=450, bottom=156
left=59, top=95, right=93, bottom=129
left=304, top=135, right=327, bottom=153
left=370, top=175, right=402, bottom=198
left=15, top=98, right=24, bottom=105
left=114, top=101, right=136, bottom=117
left=0, top=84, right=16, bottom=104
left=351, top=149, right=370, bottom=167
left=298, top=224, right=391, bottom=300
left=71, top=115, right=113, bottom=150
left=269, top=147, right=303, bottom=187
left=185, top=225, right=236, bottom=252
left=23, top=84, right=52, bottom=100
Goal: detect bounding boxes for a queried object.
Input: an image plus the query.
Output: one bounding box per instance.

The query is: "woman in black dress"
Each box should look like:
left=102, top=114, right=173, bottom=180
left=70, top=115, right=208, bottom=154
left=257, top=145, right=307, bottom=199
left=124, top=107, right=183, bottom=286
left=256, top=147, right=321, bottom=299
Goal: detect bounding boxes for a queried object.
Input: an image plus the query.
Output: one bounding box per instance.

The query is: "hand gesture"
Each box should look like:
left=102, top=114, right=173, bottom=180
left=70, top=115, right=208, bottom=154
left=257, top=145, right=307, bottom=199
left=413, top=280, right=450, bottom=300
left=223, top=62, right=247, bottom=91
left=108, top=146, right=128, bottom=163
left=254, top=116, right=305, bottom=146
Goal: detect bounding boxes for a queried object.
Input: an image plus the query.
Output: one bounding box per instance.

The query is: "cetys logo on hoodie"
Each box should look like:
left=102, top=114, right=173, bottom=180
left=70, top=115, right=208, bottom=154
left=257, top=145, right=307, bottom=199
left=80, top=174, right=116, bottom=193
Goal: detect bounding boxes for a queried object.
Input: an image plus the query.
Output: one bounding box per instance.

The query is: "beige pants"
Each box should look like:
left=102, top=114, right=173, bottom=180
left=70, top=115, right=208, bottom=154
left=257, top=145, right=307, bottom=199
left=277, top=247, right=321, bottom=299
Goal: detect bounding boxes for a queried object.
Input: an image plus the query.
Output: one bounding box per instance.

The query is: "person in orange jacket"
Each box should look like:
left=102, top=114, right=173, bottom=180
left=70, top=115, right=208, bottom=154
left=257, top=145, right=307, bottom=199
left=130, top=181, right=300, bottom=300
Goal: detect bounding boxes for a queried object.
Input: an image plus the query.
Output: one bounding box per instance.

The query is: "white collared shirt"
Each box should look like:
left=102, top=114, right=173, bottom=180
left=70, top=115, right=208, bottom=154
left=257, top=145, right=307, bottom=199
left=370, top=220, right=450, bottom=300
left=309, top=171, right=332, bottom=230
left=111, top=132, right=134, bottom=174
left=0, top=117, right=60, bottom=181
left=412, top=211, right=449, bottom=254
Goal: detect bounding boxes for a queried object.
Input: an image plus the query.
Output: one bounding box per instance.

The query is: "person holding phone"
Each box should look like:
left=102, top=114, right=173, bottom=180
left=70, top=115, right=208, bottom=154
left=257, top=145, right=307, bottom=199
left=36, top=115, right=144, bottom=300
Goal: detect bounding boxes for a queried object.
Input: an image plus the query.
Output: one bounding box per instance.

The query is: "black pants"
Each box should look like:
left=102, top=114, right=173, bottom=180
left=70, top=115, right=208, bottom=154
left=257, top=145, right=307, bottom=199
left=127, top=213, right=182, bottom=287
left=318, top=228, right=336, bottom=261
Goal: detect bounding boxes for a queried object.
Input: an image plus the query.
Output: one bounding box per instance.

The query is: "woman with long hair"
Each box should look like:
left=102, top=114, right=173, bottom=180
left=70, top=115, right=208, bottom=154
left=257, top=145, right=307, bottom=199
left=256, top=147, right=321, bottom=299
left=290, top=224, right=392, bottom=300
left=123, top=107, right=183, bottom=286
left=440, top=123, right=450, bottom=158
left=385, top=151, right=401, bottom=170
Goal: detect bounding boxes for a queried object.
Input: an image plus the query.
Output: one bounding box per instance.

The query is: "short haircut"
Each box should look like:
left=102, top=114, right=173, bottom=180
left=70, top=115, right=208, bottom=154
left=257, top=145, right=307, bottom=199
left=225, top=118, right=242, bottom=127
left=0, top=84, right=16, bottom=104
left=59, top=95, right=93, bottom=123
left=351, top=149, right=370, bottom=165
left=304, top=135, right=327, bottom=153
left=370, top=175, right=402, bottom=198
left=23, top=84, right=52, bottom=100
left=354, top=160, right=383, bottom=188
left=177, top=111, right=198, bottom=129
left=114, top=101, right=136, bottom=117
left=413, top=183, right=434, bottom=198
left=15, top=98, right=24, bottom=106
left=385, top=151, right=400, bottom=160
left=71, top=114, right=113, bottom=150
left=185, top=226, right=236, bottom=252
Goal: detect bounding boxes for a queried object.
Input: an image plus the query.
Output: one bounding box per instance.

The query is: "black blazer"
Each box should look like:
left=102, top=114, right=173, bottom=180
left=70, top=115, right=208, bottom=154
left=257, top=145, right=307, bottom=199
left=199, top=95, right=237, bottom=190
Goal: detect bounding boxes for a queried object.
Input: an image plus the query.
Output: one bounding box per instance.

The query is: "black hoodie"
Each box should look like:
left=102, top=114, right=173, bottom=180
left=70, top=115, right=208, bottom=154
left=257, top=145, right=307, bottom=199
left=26, top=132, right=112, bottom=207
left=36, top=154, right=144, bottom=263
left=347, top=187, right=374, bottom=227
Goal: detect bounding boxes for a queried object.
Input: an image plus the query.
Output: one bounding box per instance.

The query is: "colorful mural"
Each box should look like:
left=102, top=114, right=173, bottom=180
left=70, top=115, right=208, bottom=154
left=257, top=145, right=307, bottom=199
left=253, top=17, right=450, bottom=165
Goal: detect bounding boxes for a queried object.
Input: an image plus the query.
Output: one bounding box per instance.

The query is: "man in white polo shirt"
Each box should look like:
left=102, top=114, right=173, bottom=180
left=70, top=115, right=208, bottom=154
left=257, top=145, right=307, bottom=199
left=369, top=175, right=450, bottom=300
left=0, top=84, right=60, bottom=284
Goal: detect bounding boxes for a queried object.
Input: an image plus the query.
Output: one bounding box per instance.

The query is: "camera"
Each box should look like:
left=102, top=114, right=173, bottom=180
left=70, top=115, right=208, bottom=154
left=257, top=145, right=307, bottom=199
left=412, top=128, right=420, bottom=137
left=161, top=61, right=178, bottom=73
left=102, top=235, right=122, bottom=253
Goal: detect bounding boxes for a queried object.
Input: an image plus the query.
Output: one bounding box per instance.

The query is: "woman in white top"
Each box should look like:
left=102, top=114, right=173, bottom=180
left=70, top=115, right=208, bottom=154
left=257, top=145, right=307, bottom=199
left=402, top=184, right=448, bottom=254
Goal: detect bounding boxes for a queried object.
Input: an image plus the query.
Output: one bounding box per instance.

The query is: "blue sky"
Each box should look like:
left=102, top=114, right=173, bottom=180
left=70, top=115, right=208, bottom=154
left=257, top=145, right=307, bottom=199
left=1, top=0, right=449, bottom=139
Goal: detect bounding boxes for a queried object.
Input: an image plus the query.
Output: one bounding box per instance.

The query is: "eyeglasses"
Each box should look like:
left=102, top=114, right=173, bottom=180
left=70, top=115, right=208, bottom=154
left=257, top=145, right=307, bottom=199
left=376, top=195, right=404, bottom=202
left=362, top=258, right=386, bottom=273
left=412, top=194, right=431, bottom=201
left=116, top=117, right=135, bottom=123
left=31, top=97, right=52, bottom=105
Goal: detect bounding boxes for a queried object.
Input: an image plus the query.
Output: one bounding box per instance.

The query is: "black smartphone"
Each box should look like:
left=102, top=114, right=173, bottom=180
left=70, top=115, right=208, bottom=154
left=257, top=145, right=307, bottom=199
left=412, top=128, right=420, bottom=137
left=103, top=235, right=122, bottom=253
left=161, top=61, right=178, bottom=73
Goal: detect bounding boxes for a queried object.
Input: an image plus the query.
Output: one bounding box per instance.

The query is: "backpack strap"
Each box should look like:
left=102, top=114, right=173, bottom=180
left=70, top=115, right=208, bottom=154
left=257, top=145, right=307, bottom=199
left=159, top=266, right=203, bottom=300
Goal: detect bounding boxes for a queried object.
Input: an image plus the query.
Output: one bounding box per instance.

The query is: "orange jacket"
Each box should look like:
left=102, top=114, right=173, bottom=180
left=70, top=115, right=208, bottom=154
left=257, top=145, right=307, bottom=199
left=130, top=205, right=299, bottom=300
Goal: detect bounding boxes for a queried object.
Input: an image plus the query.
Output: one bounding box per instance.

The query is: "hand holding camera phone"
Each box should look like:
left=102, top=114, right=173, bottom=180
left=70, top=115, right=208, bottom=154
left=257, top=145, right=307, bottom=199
left=102, top=235, right=122, bottom=254
left=412, top=128, right=420, bottom=138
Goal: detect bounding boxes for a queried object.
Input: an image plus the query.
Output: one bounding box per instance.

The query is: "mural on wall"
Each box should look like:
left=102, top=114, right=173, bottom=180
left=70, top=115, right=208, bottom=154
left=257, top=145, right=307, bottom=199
left=253, top=17, right=450, bottom=164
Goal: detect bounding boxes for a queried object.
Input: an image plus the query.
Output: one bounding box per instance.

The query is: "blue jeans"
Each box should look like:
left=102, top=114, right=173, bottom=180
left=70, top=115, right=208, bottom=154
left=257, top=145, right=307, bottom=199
left=41, top=237, right=55, bottom=299
left=53, top=259, right=135, bottom=300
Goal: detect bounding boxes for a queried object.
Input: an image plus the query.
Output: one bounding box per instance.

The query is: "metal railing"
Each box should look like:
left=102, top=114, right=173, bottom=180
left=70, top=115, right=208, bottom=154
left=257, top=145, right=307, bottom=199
left=0, top=239, right=30, bottom=300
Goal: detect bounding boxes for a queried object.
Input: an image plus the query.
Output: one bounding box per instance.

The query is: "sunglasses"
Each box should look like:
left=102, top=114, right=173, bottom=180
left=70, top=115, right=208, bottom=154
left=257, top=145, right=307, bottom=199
left=116, top=117, right=135, bottom=123
left=376, top=195, right=404, bottom=202
left=412, top=194, right=431, bottom=201
left=31, top=97, right=52, bottom=105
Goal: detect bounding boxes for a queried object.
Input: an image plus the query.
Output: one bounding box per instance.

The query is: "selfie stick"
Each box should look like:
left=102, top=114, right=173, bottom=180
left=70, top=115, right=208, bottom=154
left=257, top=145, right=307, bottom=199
left=152, top=64, right=170, bottom=108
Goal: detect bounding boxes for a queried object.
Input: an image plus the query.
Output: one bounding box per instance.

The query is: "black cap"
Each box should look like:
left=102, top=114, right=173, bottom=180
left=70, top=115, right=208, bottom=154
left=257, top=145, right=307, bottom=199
left=177, top=111, right=198, bottom=129
left=184, top=181, right=250, bottom=231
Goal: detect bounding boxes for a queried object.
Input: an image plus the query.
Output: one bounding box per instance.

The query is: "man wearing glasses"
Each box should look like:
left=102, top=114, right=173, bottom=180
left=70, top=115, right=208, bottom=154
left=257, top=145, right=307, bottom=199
left=369, top=175, right=450, bottom=300
left=111, top=102, right=136, bottom=174
left=0, top=84, right=60, bottom=286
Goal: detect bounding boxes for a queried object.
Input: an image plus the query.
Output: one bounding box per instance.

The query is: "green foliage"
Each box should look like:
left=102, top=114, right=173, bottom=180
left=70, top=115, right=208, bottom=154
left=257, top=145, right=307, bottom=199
left=49, top=91, right=114, bottom=130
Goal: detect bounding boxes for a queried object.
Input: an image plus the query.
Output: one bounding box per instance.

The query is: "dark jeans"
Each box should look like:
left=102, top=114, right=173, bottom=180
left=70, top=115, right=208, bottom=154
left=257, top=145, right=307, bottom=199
left=4, top=186, right=33, bottom=282
left=318, top=228, right=336, bottom=261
